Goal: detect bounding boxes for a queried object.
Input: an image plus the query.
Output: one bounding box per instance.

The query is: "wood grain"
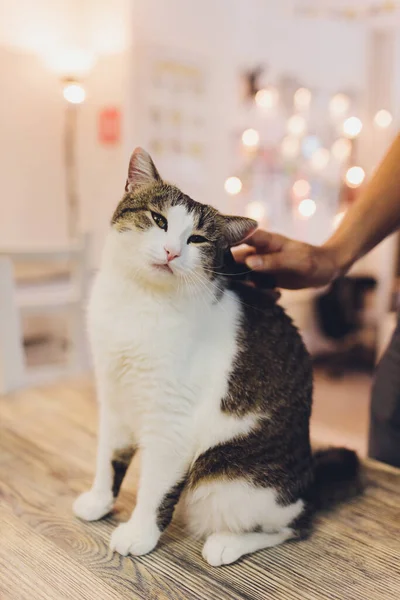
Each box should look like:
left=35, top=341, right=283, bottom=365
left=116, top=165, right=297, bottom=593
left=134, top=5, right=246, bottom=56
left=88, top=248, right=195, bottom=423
left=0, top=379, right=399, bottom=599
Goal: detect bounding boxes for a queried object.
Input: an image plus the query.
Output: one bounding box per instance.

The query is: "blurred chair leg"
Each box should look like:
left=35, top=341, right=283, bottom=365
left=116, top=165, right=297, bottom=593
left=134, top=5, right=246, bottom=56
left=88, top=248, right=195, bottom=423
left=0, top=258, right=25, bottom=393
left=67, top=233, right=91, bottom=373
left=68, top=303, right=89, bottom=373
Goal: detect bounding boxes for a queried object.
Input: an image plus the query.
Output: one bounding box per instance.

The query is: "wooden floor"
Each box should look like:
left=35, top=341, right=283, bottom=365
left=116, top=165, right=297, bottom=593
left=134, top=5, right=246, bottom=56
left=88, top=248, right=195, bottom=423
left=1, top=379, right=399, bottom=600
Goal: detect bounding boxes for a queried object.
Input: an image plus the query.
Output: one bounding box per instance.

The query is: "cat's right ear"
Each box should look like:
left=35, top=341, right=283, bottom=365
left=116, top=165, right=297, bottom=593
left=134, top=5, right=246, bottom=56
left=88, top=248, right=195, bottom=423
left=125, top=147, right=161, bottom=192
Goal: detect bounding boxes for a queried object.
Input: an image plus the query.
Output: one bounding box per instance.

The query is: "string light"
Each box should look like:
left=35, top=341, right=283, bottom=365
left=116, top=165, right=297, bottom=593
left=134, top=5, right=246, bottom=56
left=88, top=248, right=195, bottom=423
left=345, top=166, right=365, bottom=188
left=329, top=93, right=350, bottom=117
left=242, top=128, right=260, bottom=148
left=255, top=87, right=279, bottom=109
left=224, top=176, right=242, bottom=195
left=292, top=179, right=310, bottom=198
left=294, top=88, right=312, bottom=111
left=246, top=201, right=266, bottom=221
left=298, top=198, right=316, bottom=218
left=281, top=136, right=300, bottom=159
left=63, top=82, right=85, bottom=104
left=331, top=138, right=352, bottom=162
left=343, top=116, right=363, bottom=139
left=310, top=148, right=330, bottom=171
left=374, top=109, right=393, bottom=129
left=287, top=115, right=307, bottom=137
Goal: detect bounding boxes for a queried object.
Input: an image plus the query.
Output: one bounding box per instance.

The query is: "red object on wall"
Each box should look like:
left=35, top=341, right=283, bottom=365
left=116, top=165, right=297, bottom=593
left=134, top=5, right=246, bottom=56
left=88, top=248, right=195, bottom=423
left=98, top=107, right=121, bottom=144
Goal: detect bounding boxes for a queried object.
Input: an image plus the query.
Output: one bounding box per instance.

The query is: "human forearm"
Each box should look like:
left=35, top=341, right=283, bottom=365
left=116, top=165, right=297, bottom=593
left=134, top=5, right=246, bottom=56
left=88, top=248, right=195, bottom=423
left=324, top=134, right=400, bottom=274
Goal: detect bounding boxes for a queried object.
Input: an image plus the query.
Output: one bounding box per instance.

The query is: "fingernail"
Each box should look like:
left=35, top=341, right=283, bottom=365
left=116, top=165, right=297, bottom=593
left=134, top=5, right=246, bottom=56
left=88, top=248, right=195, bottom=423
left=246, top=256, right=262, bottom=269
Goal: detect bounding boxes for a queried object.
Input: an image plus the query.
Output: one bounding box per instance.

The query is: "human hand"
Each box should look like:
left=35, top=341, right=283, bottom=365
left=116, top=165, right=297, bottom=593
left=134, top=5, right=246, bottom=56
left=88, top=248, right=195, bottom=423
left=233, top=230, right=341, bottom=290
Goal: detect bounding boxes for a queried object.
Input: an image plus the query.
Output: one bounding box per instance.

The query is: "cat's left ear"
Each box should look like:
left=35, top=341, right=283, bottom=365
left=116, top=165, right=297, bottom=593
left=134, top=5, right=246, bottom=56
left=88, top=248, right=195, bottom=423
left=223, top=215, right=258, bottom=246
left=125, top=147, right=161, bottom=192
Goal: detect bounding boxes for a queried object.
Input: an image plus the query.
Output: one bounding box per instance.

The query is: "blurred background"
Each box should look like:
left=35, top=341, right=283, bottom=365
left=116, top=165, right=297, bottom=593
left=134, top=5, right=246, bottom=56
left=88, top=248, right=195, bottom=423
left=1, top=0, right=400, bottom=455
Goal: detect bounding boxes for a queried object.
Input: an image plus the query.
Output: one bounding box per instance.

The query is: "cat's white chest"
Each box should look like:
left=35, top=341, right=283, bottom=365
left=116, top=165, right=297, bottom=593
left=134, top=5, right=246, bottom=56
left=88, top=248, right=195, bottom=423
left=88, top=270, right=243, bottom=450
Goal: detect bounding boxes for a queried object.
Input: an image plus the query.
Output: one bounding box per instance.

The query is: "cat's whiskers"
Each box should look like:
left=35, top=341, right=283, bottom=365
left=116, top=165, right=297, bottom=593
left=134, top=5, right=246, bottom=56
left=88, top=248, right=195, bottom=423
left=183, top=270, right=215, bottom=313
left=189, top=270, right=231, bottom=317
left=202, top=265, right=254, bottom=277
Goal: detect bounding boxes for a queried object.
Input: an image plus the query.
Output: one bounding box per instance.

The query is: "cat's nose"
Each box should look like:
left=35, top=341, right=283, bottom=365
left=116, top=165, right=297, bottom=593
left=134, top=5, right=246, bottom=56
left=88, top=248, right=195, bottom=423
left=165, top=247, right=181, bottom=262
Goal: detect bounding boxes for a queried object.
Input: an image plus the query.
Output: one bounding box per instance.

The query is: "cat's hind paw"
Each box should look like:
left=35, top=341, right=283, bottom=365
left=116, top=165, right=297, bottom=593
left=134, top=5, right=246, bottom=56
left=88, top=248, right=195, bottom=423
left=73, top=489, right=114, bottom=521
left=202, top=533, right=243, bottom=567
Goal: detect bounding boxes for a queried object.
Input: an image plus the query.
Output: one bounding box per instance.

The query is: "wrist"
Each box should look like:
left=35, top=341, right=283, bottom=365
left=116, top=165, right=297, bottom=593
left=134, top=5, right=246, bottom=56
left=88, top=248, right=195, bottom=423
left=321, top=238, right=355, bottom=279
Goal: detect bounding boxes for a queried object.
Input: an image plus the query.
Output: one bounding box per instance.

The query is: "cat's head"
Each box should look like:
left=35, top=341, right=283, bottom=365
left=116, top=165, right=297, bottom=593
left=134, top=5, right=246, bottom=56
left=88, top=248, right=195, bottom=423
left=110, top=148, right=257, bottom=291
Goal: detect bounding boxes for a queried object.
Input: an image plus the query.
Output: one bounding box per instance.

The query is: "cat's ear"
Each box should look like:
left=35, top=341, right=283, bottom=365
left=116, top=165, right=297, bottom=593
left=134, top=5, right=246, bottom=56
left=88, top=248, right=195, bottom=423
left=125, top=147, right=161, bottom=192
left=223, top=215, right=258, bottom=246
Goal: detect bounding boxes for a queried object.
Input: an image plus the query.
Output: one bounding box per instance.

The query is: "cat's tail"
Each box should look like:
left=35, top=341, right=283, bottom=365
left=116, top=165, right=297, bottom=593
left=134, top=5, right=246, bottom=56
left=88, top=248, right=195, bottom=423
left=312, top=447, right=364, bottom=510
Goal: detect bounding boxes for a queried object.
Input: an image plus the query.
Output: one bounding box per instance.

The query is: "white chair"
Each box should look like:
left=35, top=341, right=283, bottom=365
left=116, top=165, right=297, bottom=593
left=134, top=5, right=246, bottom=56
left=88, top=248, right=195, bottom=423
left=0, top=234, right=91, bottom=394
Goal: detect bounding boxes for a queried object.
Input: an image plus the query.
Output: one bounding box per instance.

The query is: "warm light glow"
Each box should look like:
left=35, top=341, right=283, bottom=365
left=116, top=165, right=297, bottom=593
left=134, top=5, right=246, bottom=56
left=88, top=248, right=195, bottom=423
left=287, top=115, right=307, bottom=136
left=44, top=48, right=96, bottom=78
left=310, top=148, right=330, bottom=171
left=255, top=87, right=279, bottom=109
left=224, top=176, right=242, bottom=195
left=63, top=82, right=86, bottom=104
left=292, top=179, right=310, bottom=198
left=298, top=198, right=316, bottom=219
left=246, top=201, right=266, bottom=221
left=329, top=93, right=350, bottom=117
left=374, top=109, right=393, bottom=129
left=345, top=166, right=365, bottom=188
left=343, top=116, right=363, bottom=139
left=281, top=136, right=300, bottom=159
left=242, top=128, right=260, bottom=148
left=294, top=87, right=312, bottom=111
left=331, top=138, right=352, bottom=162
left=333, top=211, right=345, bottom=229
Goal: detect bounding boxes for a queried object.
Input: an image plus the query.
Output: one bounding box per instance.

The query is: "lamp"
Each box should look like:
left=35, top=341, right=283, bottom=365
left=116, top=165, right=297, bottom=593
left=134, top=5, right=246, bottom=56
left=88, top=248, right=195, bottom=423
left=62, top=77, right=86, bottom=240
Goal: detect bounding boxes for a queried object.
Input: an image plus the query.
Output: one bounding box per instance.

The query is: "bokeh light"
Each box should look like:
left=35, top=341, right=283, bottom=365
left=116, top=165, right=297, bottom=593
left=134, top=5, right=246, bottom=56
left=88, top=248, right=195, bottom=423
left=281, top=136, right=300, bottom=159
left=345, top=166, right=365, bottom=188
left=246, top=201, right=266, bottom=221
left=255, top=87, right=279, bottom=109
left=292, top=179, right=311, bottom=198
left=374, top=109, right=393, bottom=129
left=63, top=82, right=85, bottom=104
left=343, top=116, right=363, bottom=139
left=329, top=93, right=350, bottom=117
left=242, top=128, right=260, bottom=148
left=298, top=198, right=316, bottom=218
left=287, top=114, right=307, bottom=137
left=224, top=176, right=242, bottom=195
left=294, top=87, right=312, bottom=111
left=331, top=137, right=352, bottom=162
left=310, top=148, right=330, bottom=171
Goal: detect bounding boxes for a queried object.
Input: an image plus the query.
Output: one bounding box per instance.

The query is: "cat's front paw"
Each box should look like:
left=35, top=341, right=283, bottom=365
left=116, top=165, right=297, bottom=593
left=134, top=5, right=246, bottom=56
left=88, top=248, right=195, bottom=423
left=73, top=489, right=114, bottom=521
left=109, top=518, right=160, bottom=557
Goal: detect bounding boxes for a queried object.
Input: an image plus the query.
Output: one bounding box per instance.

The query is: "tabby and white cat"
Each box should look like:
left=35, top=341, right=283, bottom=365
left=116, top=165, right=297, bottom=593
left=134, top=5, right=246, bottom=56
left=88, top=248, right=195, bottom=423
left=73, top=148, right=361, bottom=566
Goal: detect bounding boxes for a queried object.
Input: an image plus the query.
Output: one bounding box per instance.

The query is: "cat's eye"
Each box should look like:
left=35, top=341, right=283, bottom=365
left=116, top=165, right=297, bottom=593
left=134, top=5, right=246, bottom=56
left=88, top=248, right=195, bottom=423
left=187, top=234, right=208, bottom=245
left=151, top=211, right=167, bottom=231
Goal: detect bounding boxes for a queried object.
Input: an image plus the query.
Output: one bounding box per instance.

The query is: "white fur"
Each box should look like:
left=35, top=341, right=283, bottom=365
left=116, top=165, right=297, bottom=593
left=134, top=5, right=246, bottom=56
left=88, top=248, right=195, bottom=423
left=73, top=202, right=304, bottom=565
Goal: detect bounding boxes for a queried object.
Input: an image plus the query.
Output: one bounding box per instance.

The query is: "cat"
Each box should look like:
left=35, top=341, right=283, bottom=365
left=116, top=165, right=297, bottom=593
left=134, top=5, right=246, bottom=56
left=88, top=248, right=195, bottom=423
left=73, top=147, right=362, bottom=566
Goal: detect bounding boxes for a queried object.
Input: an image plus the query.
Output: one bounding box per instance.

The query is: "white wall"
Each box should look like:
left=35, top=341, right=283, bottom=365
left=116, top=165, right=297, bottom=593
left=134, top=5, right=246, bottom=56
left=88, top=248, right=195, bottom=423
left=0, top=0, right=132, bottom=262
left=0, top=47, right=67, bottom=246
left=0, top=0, right=373, bottom=265
left=129, top=0, right=368, bottom=215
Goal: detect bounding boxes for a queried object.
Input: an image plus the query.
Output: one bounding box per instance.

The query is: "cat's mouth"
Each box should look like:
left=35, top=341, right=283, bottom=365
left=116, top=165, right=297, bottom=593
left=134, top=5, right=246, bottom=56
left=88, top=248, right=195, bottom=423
left=152, top=263, right=173, bottom=274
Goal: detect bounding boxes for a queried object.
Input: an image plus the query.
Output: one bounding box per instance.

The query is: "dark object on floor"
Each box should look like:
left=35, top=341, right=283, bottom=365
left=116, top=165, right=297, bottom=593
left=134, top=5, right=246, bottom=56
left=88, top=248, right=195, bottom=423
left=314, top=276, right=377, bottom=376
left=369, top=314, right=400, bottom=468
left=316, top=276, right=376, bottom=341
left=312, top=344, right=376, bottom=377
